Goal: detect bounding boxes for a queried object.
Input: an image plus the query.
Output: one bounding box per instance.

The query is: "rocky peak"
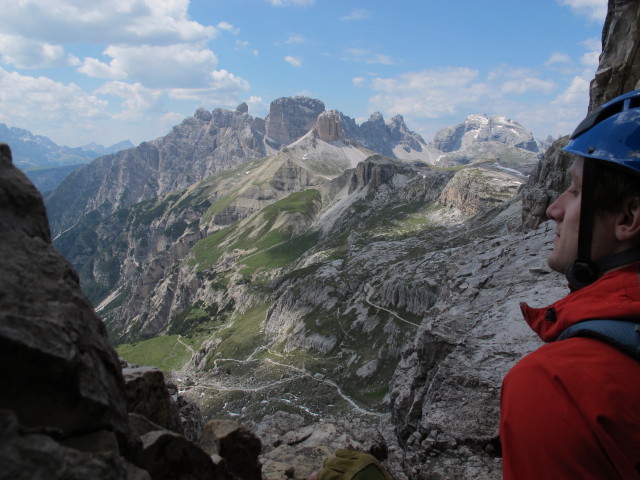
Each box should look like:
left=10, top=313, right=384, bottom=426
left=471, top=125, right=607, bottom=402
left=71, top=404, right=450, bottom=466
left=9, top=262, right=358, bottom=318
left=265, top=96, right=325, bottom=147
left=348, top=154, right=412, bottom=193
left=314, top=109, right=347, bottom=142
left=194, top=107, right=212, bottom=123
left=431, top=113, right=539, bottom=153
left=387, top=114, right=426, bottom=151
left=358, top=112, right=396, bottom=156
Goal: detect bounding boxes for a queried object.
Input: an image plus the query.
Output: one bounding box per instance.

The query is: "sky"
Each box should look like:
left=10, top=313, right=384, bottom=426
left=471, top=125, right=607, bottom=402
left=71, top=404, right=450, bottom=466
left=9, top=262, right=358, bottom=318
left=0, top=0, right=608, bottom=149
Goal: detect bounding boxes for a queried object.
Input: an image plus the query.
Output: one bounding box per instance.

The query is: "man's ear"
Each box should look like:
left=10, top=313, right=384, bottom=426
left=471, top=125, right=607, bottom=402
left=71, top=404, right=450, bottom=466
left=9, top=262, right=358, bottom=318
left=615, top=196, right=640, bottom=242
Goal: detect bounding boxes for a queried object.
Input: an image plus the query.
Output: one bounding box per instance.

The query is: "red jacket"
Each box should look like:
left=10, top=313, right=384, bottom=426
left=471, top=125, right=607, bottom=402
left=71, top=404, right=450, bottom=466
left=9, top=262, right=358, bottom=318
left=500, top=263, right=640, bottom=479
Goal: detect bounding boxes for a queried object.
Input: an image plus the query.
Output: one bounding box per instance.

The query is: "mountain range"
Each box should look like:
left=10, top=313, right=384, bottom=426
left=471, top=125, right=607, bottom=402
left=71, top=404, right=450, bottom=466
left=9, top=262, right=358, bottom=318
left=45, top=93, right=545, bottom=467
left=0, top=122, right=133, bottom=192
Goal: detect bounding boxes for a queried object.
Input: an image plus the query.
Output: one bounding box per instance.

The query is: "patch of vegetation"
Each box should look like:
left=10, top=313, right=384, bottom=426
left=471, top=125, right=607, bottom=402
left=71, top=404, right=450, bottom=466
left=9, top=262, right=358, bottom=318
left=116, top=335, right=192, bottom=371
left=190, top=189, right=321, bottom=272
left=260, top=189, right=320, bottom=221
left=240, top=230, right=320, bottom=274
left=131, top=198, right=166, bottom=226
left=201, top=191, right=240, bottom=224
left=167, top=300, right=235, bottom=337
left=190, top=225, right=238, bottom=271
left=204, top=302, right=270, bottom=365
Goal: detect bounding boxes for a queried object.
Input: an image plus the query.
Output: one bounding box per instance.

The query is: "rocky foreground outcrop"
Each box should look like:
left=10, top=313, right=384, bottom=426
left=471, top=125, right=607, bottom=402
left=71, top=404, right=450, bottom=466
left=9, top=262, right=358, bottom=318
left=0, top=143, right=264, bottom=479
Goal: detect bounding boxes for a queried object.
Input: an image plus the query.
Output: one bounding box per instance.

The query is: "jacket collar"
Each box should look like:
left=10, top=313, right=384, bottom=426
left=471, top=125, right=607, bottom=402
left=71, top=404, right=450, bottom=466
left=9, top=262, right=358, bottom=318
left=521, top=263, right=640, bottom=342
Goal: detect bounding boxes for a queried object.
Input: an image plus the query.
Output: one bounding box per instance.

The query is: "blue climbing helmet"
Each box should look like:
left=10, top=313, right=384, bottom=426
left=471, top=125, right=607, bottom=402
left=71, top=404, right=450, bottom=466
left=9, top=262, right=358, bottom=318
left=564, top=89, right=640, bottom=172
left=562, top=89, right=640, bottom=289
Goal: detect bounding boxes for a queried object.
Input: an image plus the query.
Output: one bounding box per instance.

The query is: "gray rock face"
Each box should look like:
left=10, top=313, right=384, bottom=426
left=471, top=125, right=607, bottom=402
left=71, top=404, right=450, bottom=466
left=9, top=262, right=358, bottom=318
left=123, top=367, right=184, bottom=435
left=200, top=420, right=263, bottom=480
left=45, top=106, right=268, bottom=235
left=388, top=221, right=561, bottom=479
left=265, top=96, right=326, bottom=146
left=314, top=110, right=352, bottom=142
left=438, top=167, right=524, bottom=217
left=520, top=136, right=573, bottom=231
left=0, top=410, right=151, bottom=480
left=387, top=114, right=426, bottom=152
left=358, top=112, right=397, bottom=156
left=348, top=155, right=414, bottom=193
left=138, top=430, right=223, bottom=480
left=589, top=0, right=640, bottom=110
left=0, top=143, right=131, bottom=445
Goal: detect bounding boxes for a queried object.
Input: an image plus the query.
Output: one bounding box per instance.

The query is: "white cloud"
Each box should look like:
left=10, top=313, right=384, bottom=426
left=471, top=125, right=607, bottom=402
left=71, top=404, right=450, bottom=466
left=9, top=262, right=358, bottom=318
left=0, top=66, right=110, bottom=144
left=365, top=61, right=595, bottom=141
left=79, top=44, right=221, bottom=88
left=0, top=0, right=217, bottom=46
left=557, top=0, right=607, bottom=22
left=352, top=77, right=366, bottom=87
left=340, top=9, right=371, bottom=21
left=216, top=21, right=240, bottom=35
left=95, top=81, right=162, bottom=120
left=580, top=37, right=601, bottom=68
left=78, top=56, right=127, bottom=80
left=546, top=52, right=571, bottom=66
left=343, top=48, right=395, bottom=66
left=285, top=34, right=306, bottom=44
left=168, top=69, right=251, bottom=102
left=246, top=96, right=269, bottom=117
left=553, top=75, right=590, bottom=106
left=266, top=0, right=315, bottom=6
left=488, top=67, right=556, bottom=94
left=369, top=67, right=486, bottom=119
left=0, top=33, right=67, bottom=69
left=285, top=55, right=302, bottom=67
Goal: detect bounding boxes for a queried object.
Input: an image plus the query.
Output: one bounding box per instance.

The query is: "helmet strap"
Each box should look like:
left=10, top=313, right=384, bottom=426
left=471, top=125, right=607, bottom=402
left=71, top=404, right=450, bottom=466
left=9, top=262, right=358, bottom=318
left=566, top=158, right=599, bottom=290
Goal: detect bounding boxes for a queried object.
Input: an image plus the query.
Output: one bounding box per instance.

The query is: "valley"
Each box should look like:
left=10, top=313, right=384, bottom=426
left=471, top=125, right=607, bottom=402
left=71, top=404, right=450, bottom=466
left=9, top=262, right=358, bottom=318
left=44, top=95, right=554, bottom=478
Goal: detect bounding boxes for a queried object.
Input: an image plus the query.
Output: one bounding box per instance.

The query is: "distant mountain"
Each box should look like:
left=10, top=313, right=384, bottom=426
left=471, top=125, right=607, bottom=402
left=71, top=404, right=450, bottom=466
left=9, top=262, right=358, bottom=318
left=80, top=140, right=134, bottom=156
left=430, top=114, right=541, bottom=168
left=0, top=123, right=97, bottom=170
left=0, top=123, right=133, bottom=192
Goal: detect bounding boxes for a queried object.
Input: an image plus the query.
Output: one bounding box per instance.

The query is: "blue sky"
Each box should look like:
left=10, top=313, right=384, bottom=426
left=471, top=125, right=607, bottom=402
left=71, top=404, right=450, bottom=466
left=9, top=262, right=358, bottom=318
left=0, top=0, right=606, bottom=148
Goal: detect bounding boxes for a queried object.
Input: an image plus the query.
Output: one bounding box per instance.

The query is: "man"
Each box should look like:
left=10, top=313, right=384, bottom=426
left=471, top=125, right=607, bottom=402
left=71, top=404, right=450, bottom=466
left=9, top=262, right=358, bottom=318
left=500, top=89, right=640, bottom=479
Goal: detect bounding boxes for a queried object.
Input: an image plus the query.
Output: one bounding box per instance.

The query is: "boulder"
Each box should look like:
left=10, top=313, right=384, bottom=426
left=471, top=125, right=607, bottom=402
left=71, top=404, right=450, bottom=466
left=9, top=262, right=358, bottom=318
left=0, top=143, right=133, bottom=450
left=138, top=429, right=225, bottom=480
left=0, top=409, right=149, bottom=480
left=200, top=419, right=263, bottom=480
left=123, top=367, right=183, bottom=435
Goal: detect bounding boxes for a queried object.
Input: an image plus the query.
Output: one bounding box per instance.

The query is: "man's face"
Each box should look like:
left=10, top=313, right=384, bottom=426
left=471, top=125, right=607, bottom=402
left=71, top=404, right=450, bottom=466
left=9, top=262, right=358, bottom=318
left=546, top=157, right=619, bottom=273
left=546, top=158, right=584, bottom=273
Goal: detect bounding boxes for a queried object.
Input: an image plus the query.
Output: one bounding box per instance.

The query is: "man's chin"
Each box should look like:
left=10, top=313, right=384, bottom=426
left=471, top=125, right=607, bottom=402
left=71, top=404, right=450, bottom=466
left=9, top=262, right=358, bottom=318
left=547, top=255, right=568, bottom=274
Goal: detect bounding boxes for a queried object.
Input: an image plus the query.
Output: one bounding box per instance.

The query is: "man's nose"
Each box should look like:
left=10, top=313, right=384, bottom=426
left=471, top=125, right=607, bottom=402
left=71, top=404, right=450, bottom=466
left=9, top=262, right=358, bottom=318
left=546, top=196, right=562, bottom=221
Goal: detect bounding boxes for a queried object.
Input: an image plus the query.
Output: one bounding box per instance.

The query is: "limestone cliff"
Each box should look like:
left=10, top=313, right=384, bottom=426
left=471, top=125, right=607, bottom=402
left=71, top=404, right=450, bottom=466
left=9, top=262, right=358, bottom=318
left=589, top=0, right=640, bottom=110
left=265, top=96, right=326, bottom=147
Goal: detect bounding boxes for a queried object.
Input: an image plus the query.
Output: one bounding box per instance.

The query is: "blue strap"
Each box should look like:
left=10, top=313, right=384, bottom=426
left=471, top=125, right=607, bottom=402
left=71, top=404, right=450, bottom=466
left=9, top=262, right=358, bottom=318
left=558, top=319, right=640, bottom=361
